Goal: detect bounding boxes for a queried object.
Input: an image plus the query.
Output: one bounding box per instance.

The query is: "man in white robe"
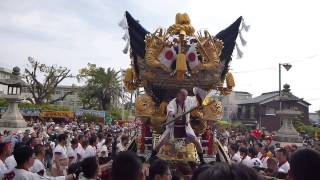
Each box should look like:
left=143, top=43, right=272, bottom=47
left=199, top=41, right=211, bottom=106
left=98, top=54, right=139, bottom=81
left=151, top=88, right=205, bottom=163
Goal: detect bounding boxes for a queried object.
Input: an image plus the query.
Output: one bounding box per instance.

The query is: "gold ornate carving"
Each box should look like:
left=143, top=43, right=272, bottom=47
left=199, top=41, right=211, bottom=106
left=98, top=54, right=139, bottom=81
left=197, top=31, right=224, bottom=71
left=151, top=101, right=168, bottom=133
left=124, top=68, right=140, bottom=91
left=145, top=30, right=166, bottom=69
left=219, top=72, right=235, bottom=95
left=203, top=100, right=223, bottom=121
left=135, top=95, right=155, bottom=117
left=167, top=13, right=195, bottom=36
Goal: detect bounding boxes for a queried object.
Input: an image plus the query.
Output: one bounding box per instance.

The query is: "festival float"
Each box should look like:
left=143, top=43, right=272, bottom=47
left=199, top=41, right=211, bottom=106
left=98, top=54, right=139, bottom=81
left=119, top=11, right=248, bottom=162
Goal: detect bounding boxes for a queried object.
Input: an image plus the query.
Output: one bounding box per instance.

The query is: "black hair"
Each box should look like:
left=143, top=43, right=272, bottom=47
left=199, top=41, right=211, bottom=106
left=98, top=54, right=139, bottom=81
left=89, top=135, right=97, bottom=146
left=111, top=151, right=142, bottom=180
left=289, top=148, right=320, bottom=180
left=191, top=164, right=212, bottom=180
left=239, top=147, right=248, bottom=154
left=277, top=147, right=289, bottom=159
left=78, top=134, right=84, bottom=141
left=172, top=170, right=183, bottom=180
left=229, top=143, right=239, bottom=153
left=34, top=144, right=44, bottom=156
left=197, top=163, right=259, bottom=180
left=149, top=159, right=170, bottom=180
left=71, top=138, right=78, bottom=145
left=248, top=147, right=258, bottom=158
left=97, top=133, right=104, bottom=140
left=57, top=133, right=67, bottom=143
left=81, top=157, right=98, bottom=179
left=14, top=145, right=34, bottom=167
left=257, top=143, right=263, bottom=148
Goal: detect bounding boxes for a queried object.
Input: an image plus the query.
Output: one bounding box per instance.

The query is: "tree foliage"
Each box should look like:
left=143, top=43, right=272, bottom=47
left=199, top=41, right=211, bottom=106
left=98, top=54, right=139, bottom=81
left=24, top=57, right=73, bottom=104
left=293, top=120, right=319, bottom=137
left=77, top=63, right=121, bottom=110
left=0, top=97, right=69, bottom=111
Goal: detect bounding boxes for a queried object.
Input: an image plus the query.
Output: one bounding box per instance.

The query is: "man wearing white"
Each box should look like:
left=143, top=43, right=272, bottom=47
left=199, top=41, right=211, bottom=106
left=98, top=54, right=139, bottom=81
left=52, top=134, right=69, bottom=176
left=151, top=88, right=205, bottom=163
left=276, top=148, right=290, bottom=173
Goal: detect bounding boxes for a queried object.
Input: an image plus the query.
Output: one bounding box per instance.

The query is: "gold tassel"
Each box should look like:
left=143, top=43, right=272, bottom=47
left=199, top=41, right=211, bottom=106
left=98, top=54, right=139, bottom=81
left=176, top=53, right=187, bottom=80
left=226, top=72, right=235, bottom=88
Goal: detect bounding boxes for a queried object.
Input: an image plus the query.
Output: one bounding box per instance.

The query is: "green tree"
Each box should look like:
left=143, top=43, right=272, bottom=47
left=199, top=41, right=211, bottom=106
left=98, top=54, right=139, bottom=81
left=77, top=63, right=121, bottom=110
left=24, top=57, right=73, bottom=104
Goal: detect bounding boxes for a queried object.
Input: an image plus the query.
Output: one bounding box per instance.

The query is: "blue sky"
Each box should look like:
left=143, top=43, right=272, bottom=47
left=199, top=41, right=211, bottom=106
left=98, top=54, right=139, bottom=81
left=0, top=0, right=319, bottom=112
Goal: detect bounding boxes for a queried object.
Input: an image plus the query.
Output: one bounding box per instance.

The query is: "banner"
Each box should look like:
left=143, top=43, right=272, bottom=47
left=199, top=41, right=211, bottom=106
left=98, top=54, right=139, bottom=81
left=41, top=111, right=74, bottom=119
left=0, top=107, right=41, bottom=116
left=75, top=109, right=106, bottom=120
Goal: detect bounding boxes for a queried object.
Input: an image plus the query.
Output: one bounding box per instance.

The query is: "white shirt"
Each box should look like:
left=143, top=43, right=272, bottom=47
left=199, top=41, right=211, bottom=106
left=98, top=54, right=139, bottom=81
left=12, top=168, right=65, bottom=180
left=83, top=145, right=96, bottom=158
left=260, top=156, right=269, bottom=169
left=98, top=145, right=108, bottom=158
left=241, top=156, right=252, bottom=167
left=96, top=139, right=105, bottom=154
left=257, top=152, right=262, bottom=159
left=67, top=147, right=77, bottom=164
left=0, top=159, right=8, bottom=173
left=53, top=144, right=68, bottom=160
left=75, top=143, right=85, bottom=160
left=278, top=161, right=290, bottom=173
left=5, top=155, right=17, bottom=171
left=30, top=159, right=46, bottom=176
left=230, top=153, right=241, bottom=164
left=0, top=159, right=8, bottom=179
left=251, top=158, right=263, bottom=168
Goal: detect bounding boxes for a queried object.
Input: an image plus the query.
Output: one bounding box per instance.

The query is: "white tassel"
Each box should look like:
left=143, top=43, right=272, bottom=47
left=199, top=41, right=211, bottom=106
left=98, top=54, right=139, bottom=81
left=118, top=16, right=128, bottom=29
left=241, top=19, right=250, bottom=32
left=239, top=31, right=247, bottom=46
left=122, top=32, right=129, bottom=41
left=123, top=41, right=130, bottom=54
left=235, top=43, right=243, bottom=59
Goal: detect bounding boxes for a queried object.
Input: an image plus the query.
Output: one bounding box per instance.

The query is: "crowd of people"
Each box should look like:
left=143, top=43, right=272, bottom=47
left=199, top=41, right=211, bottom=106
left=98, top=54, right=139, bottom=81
left=0, top=120, right=319, bottom=180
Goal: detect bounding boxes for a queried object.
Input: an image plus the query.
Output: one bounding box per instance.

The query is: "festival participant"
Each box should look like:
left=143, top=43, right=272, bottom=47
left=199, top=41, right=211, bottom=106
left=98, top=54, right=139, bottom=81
left=197, top=163, right=259, bottom=180
left=75, top=135, right=85, bottom=161
left=228, top=143, right=241, bottom=164
left=67, top=138, right=78, bottom=165
left=265, top=157, right=279, bottom=177
left=116, top=135, right=129, bottom=152
left=83, top=135, right=98, bottom=158
left=10, top=145, right=75, bottom=180
left=78, top=157, right=99, bottom=180
left=30, top=144, right=46, bottom=176
left=111, top=151, right=145, bottom=180
left=52, top=133, right=69, bottom=176
left=275, top=148, right=290, bottom=173
left=0, top=142, right=12, bottom=177
left=96, top=133, right=105, bottom=154
left=149, top=159, right=172, bottom=180
left=2, top=140, right=16, bottom=172
left=152, top=88, right=205, bottom=163
left=248, top=147, right=262, bottom=168
left=255, top=143, right=263, bottom=159
left=288, top=148, right=320, bottom=180
left=259, top=146, right=269, bottom=168
left=239, top=147, right=251, bottom=167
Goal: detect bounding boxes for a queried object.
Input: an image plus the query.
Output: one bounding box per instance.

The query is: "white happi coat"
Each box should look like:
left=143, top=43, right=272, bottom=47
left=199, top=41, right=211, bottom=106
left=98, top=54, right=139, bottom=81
left=159, top=96, right=199, bottom=142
